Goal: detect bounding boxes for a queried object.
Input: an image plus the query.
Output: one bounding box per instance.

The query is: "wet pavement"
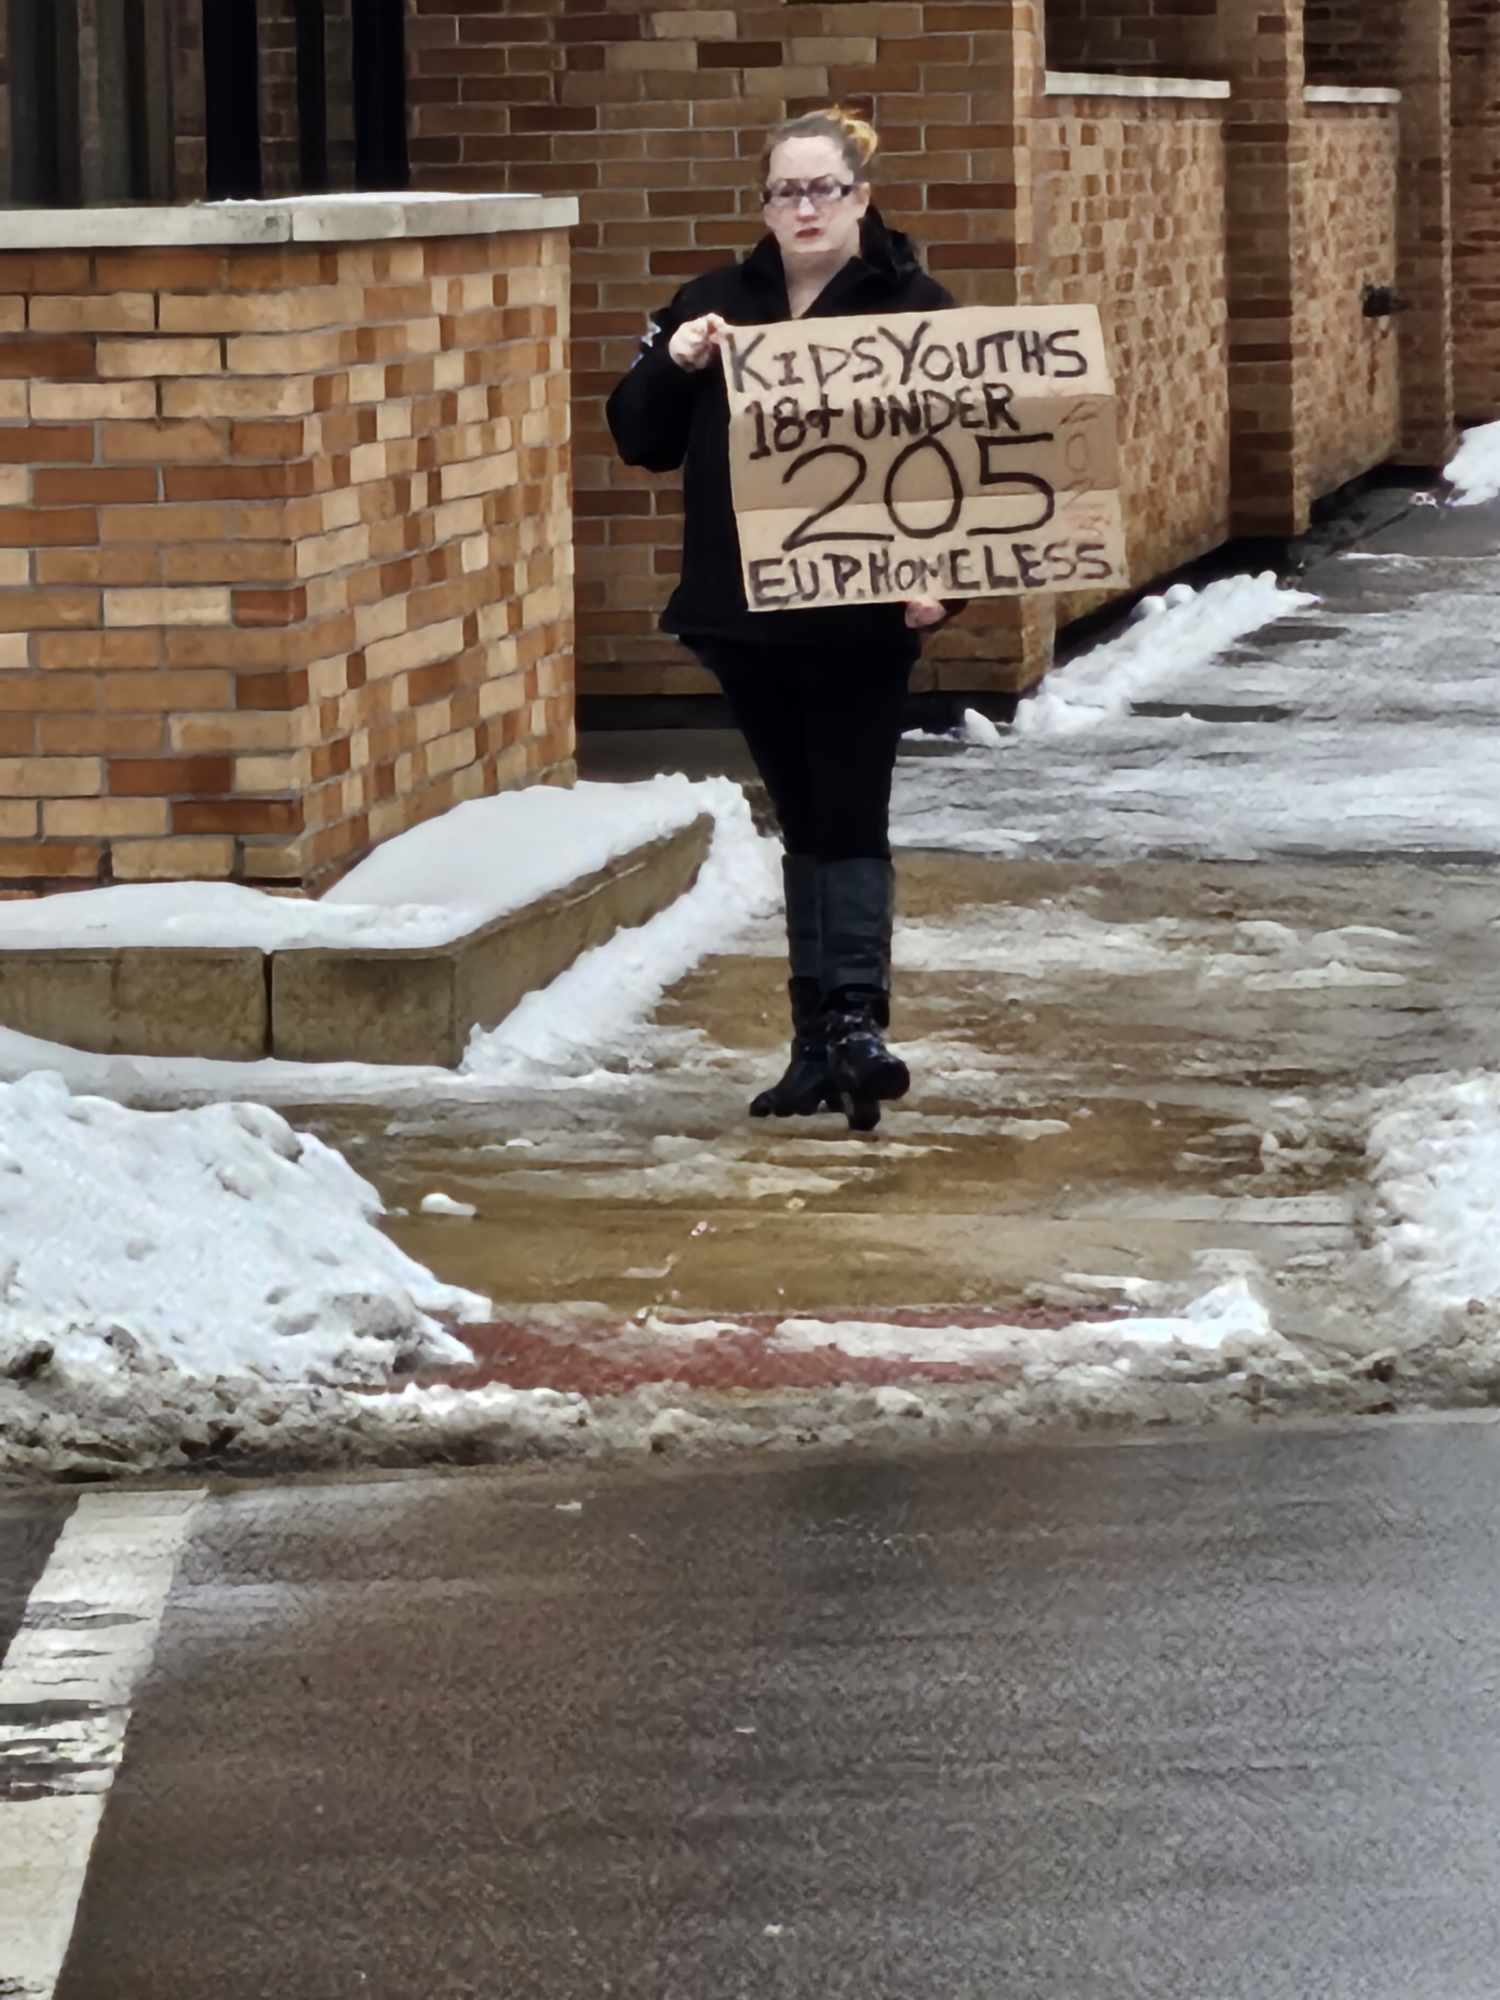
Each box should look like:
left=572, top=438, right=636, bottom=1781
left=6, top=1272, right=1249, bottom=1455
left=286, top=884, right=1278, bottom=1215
left=273, top=489, right=1500, bottom=1411
left=290, top=845, right=1499, bottom=1397
left=25, top=1413, right=1500, bottom=1998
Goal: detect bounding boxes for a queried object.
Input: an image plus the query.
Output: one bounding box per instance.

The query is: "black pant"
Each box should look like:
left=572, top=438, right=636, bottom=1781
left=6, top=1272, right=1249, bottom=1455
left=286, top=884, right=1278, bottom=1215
left=690, top=639, right=912, bottom=860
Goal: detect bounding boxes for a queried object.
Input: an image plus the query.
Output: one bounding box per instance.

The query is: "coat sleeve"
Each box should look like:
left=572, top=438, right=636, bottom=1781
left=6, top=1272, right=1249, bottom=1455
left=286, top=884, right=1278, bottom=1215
left=605, top=291, right=704, bottom=474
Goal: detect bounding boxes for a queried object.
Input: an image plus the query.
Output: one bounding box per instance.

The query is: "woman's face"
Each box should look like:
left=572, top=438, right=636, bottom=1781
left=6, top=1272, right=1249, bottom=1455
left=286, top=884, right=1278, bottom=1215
left=764, top=135, right=870, bottom=269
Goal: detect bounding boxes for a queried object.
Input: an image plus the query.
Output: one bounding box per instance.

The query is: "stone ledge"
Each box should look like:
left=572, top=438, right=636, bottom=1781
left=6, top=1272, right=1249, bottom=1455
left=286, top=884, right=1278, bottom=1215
left=0, top=191, right=580, bottom=251
left=0, top=814, right=713, bottom=1068
left=271, top=812, right=715, bottom=1068
left=1304, top=86, right=1403, bottom=107
left=1044, top=71, right=1232, bottom=102
left=0, top=947, right=267, bottom=1061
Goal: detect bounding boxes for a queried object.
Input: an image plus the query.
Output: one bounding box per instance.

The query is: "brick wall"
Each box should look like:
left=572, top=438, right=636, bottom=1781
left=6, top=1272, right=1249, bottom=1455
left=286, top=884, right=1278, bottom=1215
left=1452, top=0, right=1500, bottom=421
left=1043, top=1, right=1225, bottom=79
left=1302, top=110, right=1402, bottom=496
left=1304, top=4, right=1402, bottom=88
left=0, top=225, right=573, bottom=895
left=1035, top=92, right=1230, bottom=615
left=407, top=0, right=1055, bottom=698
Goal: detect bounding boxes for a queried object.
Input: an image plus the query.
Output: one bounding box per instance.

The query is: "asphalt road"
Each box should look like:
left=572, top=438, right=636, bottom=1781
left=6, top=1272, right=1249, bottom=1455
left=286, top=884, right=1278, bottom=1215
left=14, top=1417, right=1500, bottom=1998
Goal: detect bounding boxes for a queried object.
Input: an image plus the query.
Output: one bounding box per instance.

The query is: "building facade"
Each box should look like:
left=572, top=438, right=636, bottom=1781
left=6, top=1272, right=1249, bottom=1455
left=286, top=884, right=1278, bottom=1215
left=0, top=0, right=1496, bottom=818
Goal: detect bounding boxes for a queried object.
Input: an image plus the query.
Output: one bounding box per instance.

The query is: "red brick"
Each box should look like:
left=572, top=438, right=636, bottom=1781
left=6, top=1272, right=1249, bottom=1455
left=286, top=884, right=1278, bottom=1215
left=110, top=756, right=234, bottom=797
left=172, top=798, right=304, bottom=835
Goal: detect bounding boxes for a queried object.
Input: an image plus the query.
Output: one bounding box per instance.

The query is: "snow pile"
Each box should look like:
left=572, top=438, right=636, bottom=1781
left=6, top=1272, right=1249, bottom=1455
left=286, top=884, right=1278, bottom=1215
left=0, top=778, right=710, bottom=953
left=0, top=1072, right=482, bottom=1389
left=1013, top=574, right=1313, bottom=738
left=464, top=776, right=778, bottom=1081
left=1365, top=1073, right=1500, bottom=1329
left=1445, top=420, right=1500, bottom=508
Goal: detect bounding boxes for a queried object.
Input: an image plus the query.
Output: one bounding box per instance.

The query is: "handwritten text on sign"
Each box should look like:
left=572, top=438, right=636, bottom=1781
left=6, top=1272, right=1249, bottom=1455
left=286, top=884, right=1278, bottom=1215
left=723, top=304, right=1127, bottom=611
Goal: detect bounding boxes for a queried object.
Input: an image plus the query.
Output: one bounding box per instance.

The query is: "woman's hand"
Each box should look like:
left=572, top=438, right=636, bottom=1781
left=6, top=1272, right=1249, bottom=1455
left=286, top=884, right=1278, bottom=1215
left=904, top=597, right=948, bottom=631
left=668, top=313, right=729, bottom=372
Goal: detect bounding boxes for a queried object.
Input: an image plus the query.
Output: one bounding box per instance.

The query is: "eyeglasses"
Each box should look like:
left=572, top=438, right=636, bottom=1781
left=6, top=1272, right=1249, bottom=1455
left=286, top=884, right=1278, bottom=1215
left=763, top=177, right=856, bottom=210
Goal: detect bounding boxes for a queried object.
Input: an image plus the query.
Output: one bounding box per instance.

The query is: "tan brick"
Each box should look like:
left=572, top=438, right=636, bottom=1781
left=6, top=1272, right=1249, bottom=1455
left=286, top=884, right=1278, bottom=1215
left=365, top=618, right=465, bottom=683
left=234, top=752, right=307, bottom=792
left=225, top=331, right=351, bottom=374
left=36, top=546, right=161, bottom=586
left=29, top=293, right=156, bottom=334
left=651, top=10, right=737, bottom=35
left=104, top=586, right=232, bottom=628
left=0, top=756, right=102, bottom=797
left=0, top=634, right=28, bottom=671
left=0, top=469, right=31, bottom=508
left=607, top=40, right=698, bottom=69
left=0, top=300, right=23, bottom=334
left=111, top=835, right=236, bottom=881
left=295, top=525, right=371, bottom=579
left=161, top=377, right=316, bottom=420
left=97, top=338, right=224, bottom=380
left=102, top=419, right=228, bottom=463
left=100, top=671, right=234, bottom=712
left=35, top=630, right=159, bottom=670
left=0, top=802, right=39, bottom=837
left=0, top=552, right=29, bottom=587
left=38, top=715, right=163, bottom=755
left=170, top=712, right=305, bottom=754
left=787, top=35, right=879, bottom=61
left=31, top=381, right=157, bottom=421
left=0, top=384, right=25, bottom=422
left=44, top=798, right=170, bottom=838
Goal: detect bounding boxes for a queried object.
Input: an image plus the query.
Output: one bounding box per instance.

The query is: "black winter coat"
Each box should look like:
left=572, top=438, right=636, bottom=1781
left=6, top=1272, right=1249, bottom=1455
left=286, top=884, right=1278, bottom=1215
left=606, top=211, right=955, bottom=654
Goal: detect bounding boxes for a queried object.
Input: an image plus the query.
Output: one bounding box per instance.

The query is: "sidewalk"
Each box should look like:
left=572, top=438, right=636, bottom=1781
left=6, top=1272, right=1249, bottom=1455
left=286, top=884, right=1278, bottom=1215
left=302, top=489, right=1500, bottom=1439
left=8, top=487, right=1500, bottom=1478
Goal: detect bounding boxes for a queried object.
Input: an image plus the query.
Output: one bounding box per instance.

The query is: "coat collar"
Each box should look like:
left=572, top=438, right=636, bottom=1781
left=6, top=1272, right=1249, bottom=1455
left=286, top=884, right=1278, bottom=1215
left=740, top=207, right=923, bottom=316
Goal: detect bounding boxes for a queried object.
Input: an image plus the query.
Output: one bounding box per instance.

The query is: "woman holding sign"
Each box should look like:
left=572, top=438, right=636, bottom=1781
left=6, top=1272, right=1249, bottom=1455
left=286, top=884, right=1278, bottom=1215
left=607, top=107, right=955, bottom=1134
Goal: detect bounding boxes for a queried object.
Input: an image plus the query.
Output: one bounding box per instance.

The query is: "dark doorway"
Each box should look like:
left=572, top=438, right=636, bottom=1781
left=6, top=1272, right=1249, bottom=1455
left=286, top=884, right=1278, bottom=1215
left=203, top=0, right=264, bottom=200
left=353, top=0, right=410, bottom=192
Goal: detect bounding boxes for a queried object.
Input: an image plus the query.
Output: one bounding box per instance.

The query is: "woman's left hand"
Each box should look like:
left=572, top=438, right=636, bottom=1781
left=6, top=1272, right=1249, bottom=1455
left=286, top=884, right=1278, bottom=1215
left=904, top=597, right=948, bottom=631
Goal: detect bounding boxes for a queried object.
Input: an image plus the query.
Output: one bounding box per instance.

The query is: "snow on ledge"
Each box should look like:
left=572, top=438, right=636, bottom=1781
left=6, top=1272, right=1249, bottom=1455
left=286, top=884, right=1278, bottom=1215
left=1304, top=85, right=1402, bottom=107
left=0, top=191, right=579, bottom=252
left=0, top=778, right=711, bottom=954
left=1044, top=71, right=1231, bottom=102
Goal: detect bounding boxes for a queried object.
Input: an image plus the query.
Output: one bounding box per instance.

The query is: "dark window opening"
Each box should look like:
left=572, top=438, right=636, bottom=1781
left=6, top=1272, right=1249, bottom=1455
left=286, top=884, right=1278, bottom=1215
left=295, top=0, right=330, bottom=195
left=10, top=0, right=81, bottom=205
left=203, top=0, right=264, bottom=200
left=353, top=0, right=410, bottom=193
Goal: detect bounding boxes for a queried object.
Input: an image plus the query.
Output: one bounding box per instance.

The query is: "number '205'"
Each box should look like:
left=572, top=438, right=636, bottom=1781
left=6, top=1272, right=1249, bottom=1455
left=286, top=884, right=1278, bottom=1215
left=777, top=434, right=1069, bottom=553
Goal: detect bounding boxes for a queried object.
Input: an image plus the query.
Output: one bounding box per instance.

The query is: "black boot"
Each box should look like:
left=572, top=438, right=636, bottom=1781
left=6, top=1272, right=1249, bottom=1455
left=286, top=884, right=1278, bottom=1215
left=819, top=858, right=908, bottom=1133
left=750, top=856, right=835, bottom=1119
left=825, top=987, right=910, bottom=1133
left=750, top=975, right=837, bottom=1117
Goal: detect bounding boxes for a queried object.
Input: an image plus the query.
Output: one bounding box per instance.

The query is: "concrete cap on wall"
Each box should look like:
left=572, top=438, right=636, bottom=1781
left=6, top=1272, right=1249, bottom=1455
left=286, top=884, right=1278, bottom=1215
left=0, top=191, right=581, bottom=250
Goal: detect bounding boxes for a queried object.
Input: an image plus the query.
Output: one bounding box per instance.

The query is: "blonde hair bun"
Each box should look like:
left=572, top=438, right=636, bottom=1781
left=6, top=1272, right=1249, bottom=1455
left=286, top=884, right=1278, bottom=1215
left=826, top=105, right=879, bottom=170
left=763, top=106, right=880, bottom=182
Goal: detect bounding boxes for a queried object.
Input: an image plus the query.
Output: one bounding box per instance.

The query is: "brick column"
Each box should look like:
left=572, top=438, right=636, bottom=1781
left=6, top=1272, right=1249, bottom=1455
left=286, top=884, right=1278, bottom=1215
left=1395, top=0, right=1456, bottom=463
left=926, top=0, right=1053, bottom=694
left=1217, top=0, right=1313, bottom=537
left=1452, top=0, right=1500, bottom=420
left=0, top=203, right=575, bottom=897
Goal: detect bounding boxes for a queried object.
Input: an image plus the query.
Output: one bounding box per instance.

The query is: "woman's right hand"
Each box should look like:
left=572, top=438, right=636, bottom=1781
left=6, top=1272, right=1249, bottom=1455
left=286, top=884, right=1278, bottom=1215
left=668, top=313, right=729, bottom=372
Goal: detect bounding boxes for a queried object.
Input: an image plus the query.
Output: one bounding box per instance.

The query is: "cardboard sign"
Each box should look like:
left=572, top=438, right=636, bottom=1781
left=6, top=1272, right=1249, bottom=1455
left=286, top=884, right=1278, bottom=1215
left=722, top=304, right=1127, bottom=612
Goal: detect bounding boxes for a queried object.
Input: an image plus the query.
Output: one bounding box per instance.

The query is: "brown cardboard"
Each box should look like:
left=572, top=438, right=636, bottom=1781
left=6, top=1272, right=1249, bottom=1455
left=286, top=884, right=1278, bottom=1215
left=723, top=304, right=1128, bottom=611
